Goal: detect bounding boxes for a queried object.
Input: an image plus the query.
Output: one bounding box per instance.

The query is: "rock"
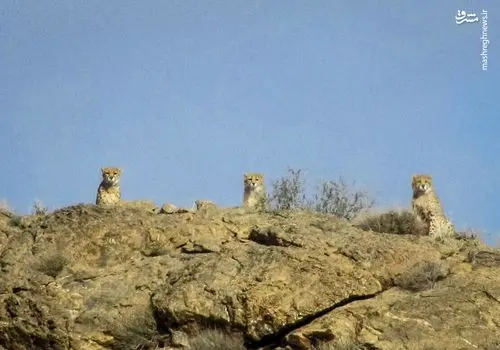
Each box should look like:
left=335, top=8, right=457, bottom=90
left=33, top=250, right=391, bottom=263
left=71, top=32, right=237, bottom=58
left=121, top=200, right=159, bottom=213
left=285, top=333, right=311, bottom=349
left=0, top=204, right=497, bottom=349
left=194, top=200, right=218, bottom=218
left=181, top=240, right=221, bottom=254
left=160, top=203, right=193, bottom=215
left=469, top=249, right=500, bottom=268
left=170, top=330, right=189, bottom=347
left=248, top=225, right=303, bottom=247
left=161, top=203, right=179, bottom=214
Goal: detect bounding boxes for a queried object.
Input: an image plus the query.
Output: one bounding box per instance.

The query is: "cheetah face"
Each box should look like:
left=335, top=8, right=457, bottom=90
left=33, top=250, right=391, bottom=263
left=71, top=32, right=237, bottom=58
left=412, top=174, right=432, bottom=194
left=101, top=167, right=122, bottom=185
left=244, top=173, right=264, bottom=190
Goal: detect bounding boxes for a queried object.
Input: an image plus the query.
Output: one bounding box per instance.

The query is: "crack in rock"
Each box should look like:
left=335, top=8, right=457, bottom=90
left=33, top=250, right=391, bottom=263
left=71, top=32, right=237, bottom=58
left=248, top=226, right=303, bottom=248
left=245, top=288, right=388, bottom=349
left=483, top=290, right=500, bottom=304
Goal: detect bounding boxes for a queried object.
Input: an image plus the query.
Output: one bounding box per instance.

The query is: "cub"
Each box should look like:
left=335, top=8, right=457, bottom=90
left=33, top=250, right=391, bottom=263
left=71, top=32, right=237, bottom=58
left=243, top=173, right=267, bottom=211
left=411, top=174, right=455, bottom=238
left=96, top=167, right=122, bottom=205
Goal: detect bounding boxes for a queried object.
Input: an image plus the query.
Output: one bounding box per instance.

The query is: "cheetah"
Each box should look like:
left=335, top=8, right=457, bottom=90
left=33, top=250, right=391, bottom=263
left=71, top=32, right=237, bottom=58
left=96, top=167, right=122, bottom=205
left=411, top=174, right=455, bottom=238
left=243, top=173, right=267, bottom=211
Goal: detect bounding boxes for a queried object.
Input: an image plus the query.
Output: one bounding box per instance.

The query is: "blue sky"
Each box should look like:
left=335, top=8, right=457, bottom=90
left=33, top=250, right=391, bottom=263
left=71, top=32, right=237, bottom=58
left=1, top=1, right=499, bottom=244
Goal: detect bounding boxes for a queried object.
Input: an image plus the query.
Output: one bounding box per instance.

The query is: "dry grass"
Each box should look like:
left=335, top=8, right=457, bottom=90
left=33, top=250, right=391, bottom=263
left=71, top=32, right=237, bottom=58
left=111, top=310, right=164, bottom=350
left=9, top=215, right=23, bottom=227
left=394, top=261, right=448, bottom=292
left=354, top=209, right=427, bottom=236
left=37, top=254, right=68, bottom=278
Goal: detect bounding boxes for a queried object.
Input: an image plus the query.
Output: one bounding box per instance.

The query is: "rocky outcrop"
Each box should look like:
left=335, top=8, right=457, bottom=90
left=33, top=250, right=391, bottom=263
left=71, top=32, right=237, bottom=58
left=0, top=203, right=498, bottom=349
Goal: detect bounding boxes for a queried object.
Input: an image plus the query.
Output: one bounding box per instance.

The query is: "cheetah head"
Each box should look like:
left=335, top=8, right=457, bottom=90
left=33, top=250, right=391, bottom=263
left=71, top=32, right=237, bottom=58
left=412, top=174, right=432, bottom=195
left=244, top=173, right=264, bottom=190
left=101, top=167, right=122, bottom=185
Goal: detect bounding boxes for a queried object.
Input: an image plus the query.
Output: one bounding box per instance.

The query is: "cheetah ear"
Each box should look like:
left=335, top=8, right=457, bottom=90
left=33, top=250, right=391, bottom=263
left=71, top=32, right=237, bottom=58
left=101, top=168, right=105, bottom=174
left=118, top=168, right=123, bottom=174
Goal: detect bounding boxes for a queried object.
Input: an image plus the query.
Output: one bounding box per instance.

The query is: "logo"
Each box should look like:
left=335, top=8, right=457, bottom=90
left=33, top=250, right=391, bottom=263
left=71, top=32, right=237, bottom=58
left=455, top=10, right=479, bottom=25
left=455, top=9, right=489, bottom=71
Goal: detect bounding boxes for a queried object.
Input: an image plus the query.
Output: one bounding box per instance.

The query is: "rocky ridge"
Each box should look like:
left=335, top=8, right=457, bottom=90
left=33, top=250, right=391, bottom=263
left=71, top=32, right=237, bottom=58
left=0, top=202, right=499, bottom=349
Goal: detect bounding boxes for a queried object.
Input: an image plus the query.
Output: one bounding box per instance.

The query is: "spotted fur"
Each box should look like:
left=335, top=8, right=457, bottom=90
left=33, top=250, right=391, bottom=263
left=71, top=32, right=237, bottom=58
left=411, top=174, right=454, bottom=238
left=96, top=167, right=122, bottom=205
left=243, top=173, right=267, bottom=211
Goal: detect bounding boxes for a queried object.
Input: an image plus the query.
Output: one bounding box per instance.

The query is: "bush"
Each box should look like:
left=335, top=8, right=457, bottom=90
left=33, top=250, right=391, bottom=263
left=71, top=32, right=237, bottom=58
left=111, top=310, right=164, bottom=350
left=355, top=210, right=427, bottom=236
left=269, top=168, right=374, bottom=220
left=37, top=254, right=68, bottom=278
left=269, top=168, right=308, bottom=211
left=456, top=229, right=480, bottom=241
left=32, top=200, right=48, bottom=216
left=9, top=215, right=23, bottom=227
left=314, top=177, right=374, bottom=220
left=189, top=329, right=245, bottom=350
left=394, top=261, right=448, bottom=292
